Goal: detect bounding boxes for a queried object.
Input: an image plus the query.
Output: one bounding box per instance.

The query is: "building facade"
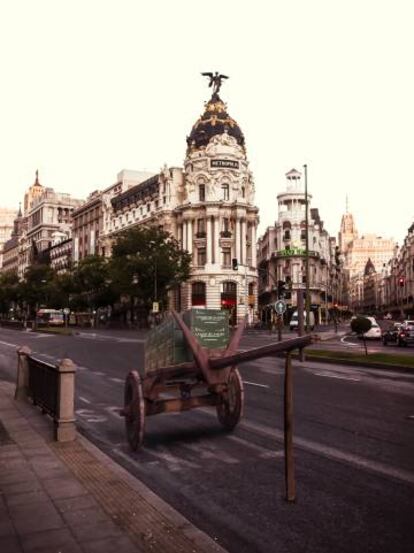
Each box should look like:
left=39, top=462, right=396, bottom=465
left=100, top=89, right=259, bottom=322
left=257, top=169, right=335, bottom=324
left=0, top=207, right=18, bottom=269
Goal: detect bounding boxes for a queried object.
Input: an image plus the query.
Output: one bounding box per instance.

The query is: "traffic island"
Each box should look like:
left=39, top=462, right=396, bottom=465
left=299, top=349, right=414, bottom=372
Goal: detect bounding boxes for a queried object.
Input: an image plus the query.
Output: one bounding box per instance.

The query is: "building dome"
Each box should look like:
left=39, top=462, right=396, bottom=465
left=186, top=93, right=245, bottom=153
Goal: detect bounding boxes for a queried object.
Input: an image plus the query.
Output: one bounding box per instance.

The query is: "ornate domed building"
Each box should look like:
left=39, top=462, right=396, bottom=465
left=97, top=77, right=259, bottom=323
left=174, top=85, right=259, bottom=323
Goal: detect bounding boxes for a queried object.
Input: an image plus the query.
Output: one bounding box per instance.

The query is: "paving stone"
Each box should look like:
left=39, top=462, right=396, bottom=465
left=1, top=479, right=43, bottom=495
left=0, top=515, right=16, bottom=537
left=61, top=504, right=109, bottom=527
left=55, top=494, right=99, bottom=514
left=6, top=489, right=49, bottom=507
left=1, top=469, right=37, bottom=485
left=9, top=500, right=65, bottom=535
left=70, top=519, right=123, bottom=542
left=0, top=535, right=23, bottom=553
left=41, top=477, right=89, bottom=500
left=20, top=527, right=83, bottom=553
left=80, top=535, right=140, bottom=553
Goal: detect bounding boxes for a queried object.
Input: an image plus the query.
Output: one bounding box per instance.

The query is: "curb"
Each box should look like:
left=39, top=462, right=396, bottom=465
left=294, top=353, right=413, bottom=374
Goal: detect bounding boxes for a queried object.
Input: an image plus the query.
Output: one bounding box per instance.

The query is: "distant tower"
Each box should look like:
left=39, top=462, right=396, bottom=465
left=338, top=197, right=358, bottom=253
left=23, top=170, right=44, bottom=216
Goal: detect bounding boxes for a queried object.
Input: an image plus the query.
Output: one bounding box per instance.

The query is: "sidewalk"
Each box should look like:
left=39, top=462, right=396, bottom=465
left=0, top=381, right=227, bottom=553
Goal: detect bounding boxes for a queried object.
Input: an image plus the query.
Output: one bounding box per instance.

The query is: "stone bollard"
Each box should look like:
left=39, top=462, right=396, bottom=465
left=55, top=358, right=77, bottom=442
left=15, top=346, right=32, bottom=401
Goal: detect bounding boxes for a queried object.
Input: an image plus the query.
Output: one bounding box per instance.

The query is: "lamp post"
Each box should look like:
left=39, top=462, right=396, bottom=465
left=303, top=164, right=311, bottom=333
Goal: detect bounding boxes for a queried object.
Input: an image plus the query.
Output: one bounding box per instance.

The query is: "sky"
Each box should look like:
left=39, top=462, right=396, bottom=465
left=1, top=0, right=413, bottom=245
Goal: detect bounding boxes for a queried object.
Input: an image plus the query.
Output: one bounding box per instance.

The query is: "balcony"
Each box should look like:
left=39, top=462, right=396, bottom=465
left=220, top=230, right=232, bottom=238
left=195, top=231, right=206, bottom=239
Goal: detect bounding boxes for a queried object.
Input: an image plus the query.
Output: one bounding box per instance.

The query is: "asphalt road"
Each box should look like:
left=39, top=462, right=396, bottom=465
left=0, top=327, right=413, bottom=553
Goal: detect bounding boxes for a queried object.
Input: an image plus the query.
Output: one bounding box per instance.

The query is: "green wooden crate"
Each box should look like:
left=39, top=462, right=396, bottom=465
left=144, top=309, right=229, bottom=373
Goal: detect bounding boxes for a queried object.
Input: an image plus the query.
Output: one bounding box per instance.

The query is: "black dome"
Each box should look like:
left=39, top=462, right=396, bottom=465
left=186, top=93, right=245, bottom=153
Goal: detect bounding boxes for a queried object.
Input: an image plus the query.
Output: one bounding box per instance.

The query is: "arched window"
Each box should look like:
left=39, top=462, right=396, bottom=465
left=222, top=183, right=230, bottom=201
left=199, top=184, right=206, bottom=202
left=192, top=281, right=206, bottom=306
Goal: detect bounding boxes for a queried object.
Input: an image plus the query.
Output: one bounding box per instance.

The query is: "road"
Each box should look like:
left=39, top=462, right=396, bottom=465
left=0, top=326, right=413, bottom=553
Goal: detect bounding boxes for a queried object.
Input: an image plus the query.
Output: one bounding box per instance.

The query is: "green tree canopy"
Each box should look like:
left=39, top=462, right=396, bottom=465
left=71, top=255, right=117, bottom=310
left=110, top=226, right=191, bottom=309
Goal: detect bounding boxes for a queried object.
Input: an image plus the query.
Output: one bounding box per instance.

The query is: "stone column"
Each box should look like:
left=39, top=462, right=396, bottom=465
left=206, top=216, right=212, bottom=264
left=187, top=218, right=193, bottom=255
left=214, top=215, right=220, bottom=265
left=235, top=217, right=240, bottom=264
left=55, top=358, right=77, bottom=442
left=183, top=221, right=187, bottom=251
left=251, top=223, right=257, bottom=268
left=241, top=219, right=246, bottom=266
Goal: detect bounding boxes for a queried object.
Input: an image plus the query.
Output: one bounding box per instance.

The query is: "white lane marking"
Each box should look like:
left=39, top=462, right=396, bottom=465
left=92, top=370, right=105, bottom=376
left=105, top=406, right=123, bottom=417
left=109, top=377, right=124, bottom=384
left=340, top=335, right=359, bottom=347
left=149, top=446, right=200, bottom=471
left=75, top=408, right=107, bottom=423
left=76, top=366, right=88, bottom=371
left=79, top=396, right=91, bottom=404
left=313, top=372, right=361, bottom=382
left=0, top=340, right=18, bottom=348
left=240, top=419, right=414, bottom=485
left=227, top=434, right=284, bottom=459
left=243, top=380, right=270, bottom=389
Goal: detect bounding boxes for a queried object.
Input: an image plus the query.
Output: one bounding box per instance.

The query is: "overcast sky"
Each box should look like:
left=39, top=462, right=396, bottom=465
left=1, top=0, right=413, bottom=245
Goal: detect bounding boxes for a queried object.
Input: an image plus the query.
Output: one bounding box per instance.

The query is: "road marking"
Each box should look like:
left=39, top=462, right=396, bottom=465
left=0, top=340, right=18, bottom=348
left=92, top=370, right=105, bottom=376
left=76, top=408, right=107, bottom=423
left=313, top=372, right=361, bottom=382
left=243, top=380, right=270, bottom=388
left=109, top=377, right=124, bottom=384
left=340, top=335, right=359, bottom=347
left=227, top=434, right=284, bottom=459
left=239, top=419, right=414, bottom=485
left=105, top=406, right=123, bottom=417
left=79, top=396, right=91, bottom=404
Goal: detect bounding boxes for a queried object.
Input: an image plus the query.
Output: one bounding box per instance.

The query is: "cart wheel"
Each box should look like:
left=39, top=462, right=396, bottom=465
left=124, top=371, right=145, bottom=450
left=216, top=367, right=244, bottom=431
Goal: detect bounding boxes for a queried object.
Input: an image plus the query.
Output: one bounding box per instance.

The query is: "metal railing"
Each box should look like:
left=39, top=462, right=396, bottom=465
left=15, top=347, right=76, bottom=442
left=27, top=356, right=59, bottom=418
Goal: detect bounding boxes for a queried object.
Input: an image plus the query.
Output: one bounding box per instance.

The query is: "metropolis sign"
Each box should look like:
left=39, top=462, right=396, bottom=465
left=211, top=159, right=239, bottom=169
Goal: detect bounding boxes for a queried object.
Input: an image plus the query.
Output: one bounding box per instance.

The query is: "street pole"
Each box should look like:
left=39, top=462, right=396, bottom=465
left=303, top=164, right=311, bottom=333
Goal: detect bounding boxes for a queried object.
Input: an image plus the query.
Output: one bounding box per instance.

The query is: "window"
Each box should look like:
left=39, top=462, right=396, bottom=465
left=147, top=203, right=151, bottom=212
left=222, top=248, right=231, bottom=267
left=222, top=183, right=229, bottom=201
left=241, top=186, right=245, bottom=198
left=199, top=184, right=205, bottom=201
left=197, top=248, right=206, bottom=266
left=196, top=219, right=206, bottom=238
left=284, top=230, right=291, bottom=240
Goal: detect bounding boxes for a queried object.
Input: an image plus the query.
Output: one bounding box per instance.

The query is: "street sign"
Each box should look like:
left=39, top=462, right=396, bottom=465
left=63, top=308, right=70, bottom=315
left=152, top=302, right=159, bottom=313
left=274, top=300, right=286, bottom=315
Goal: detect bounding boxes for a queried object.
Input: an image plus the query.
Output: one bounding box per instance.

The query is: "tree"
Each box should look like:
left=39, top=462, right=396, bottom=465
left=19, top=264, right=56, bottom=326
left=0, top=272, right=21, bottom=317
left=350, top=316, right=372, bottom=355
left=110, top=226, right=191, bottom=318
left=71, top=255, right=117, bottom=311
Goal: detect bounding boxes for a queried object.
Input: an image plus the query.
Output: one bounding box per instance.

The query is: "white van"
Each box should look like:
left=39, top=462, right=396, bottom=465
left=289, top=310, right=315, bottom=331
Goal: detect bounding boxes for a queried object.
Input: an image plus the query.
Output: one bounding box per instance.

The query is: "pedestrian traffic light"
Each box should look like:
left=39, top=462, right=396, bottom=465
left=398, top=277, right=405, bottom=287
left=232, top=258, right=238, bottom=271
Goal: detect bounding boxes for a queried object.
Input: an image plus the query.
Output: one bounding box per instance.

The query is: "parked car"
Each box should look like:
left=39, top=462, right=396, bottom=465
left=289, top=310, right=315, bottom=331
left=398, top=320, right=414, bottom=347
left=382, top=322, right=402, bottom=345
left=363, top=317, right=382, bottom=339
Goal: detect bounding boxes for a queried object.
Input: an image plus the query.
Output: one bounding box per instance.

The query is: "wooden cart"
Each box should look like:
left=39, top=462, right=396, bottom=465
left=121, top=308, right=246, bottom=450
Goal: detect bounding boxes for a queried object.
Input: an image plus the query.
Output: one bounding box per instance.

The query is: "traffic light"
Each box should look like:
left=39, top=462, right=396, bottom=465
left=398, top=277, right=405, bottom=287
left=232, top=258, right=238, bottom=271
left=277, top=280, right=286, bottom=299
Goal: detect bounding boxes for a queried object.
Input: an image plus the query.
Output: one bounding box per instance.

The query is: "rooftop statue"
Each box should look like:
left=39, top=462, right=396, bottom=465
left=201, top=72, right=229, bottom=95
